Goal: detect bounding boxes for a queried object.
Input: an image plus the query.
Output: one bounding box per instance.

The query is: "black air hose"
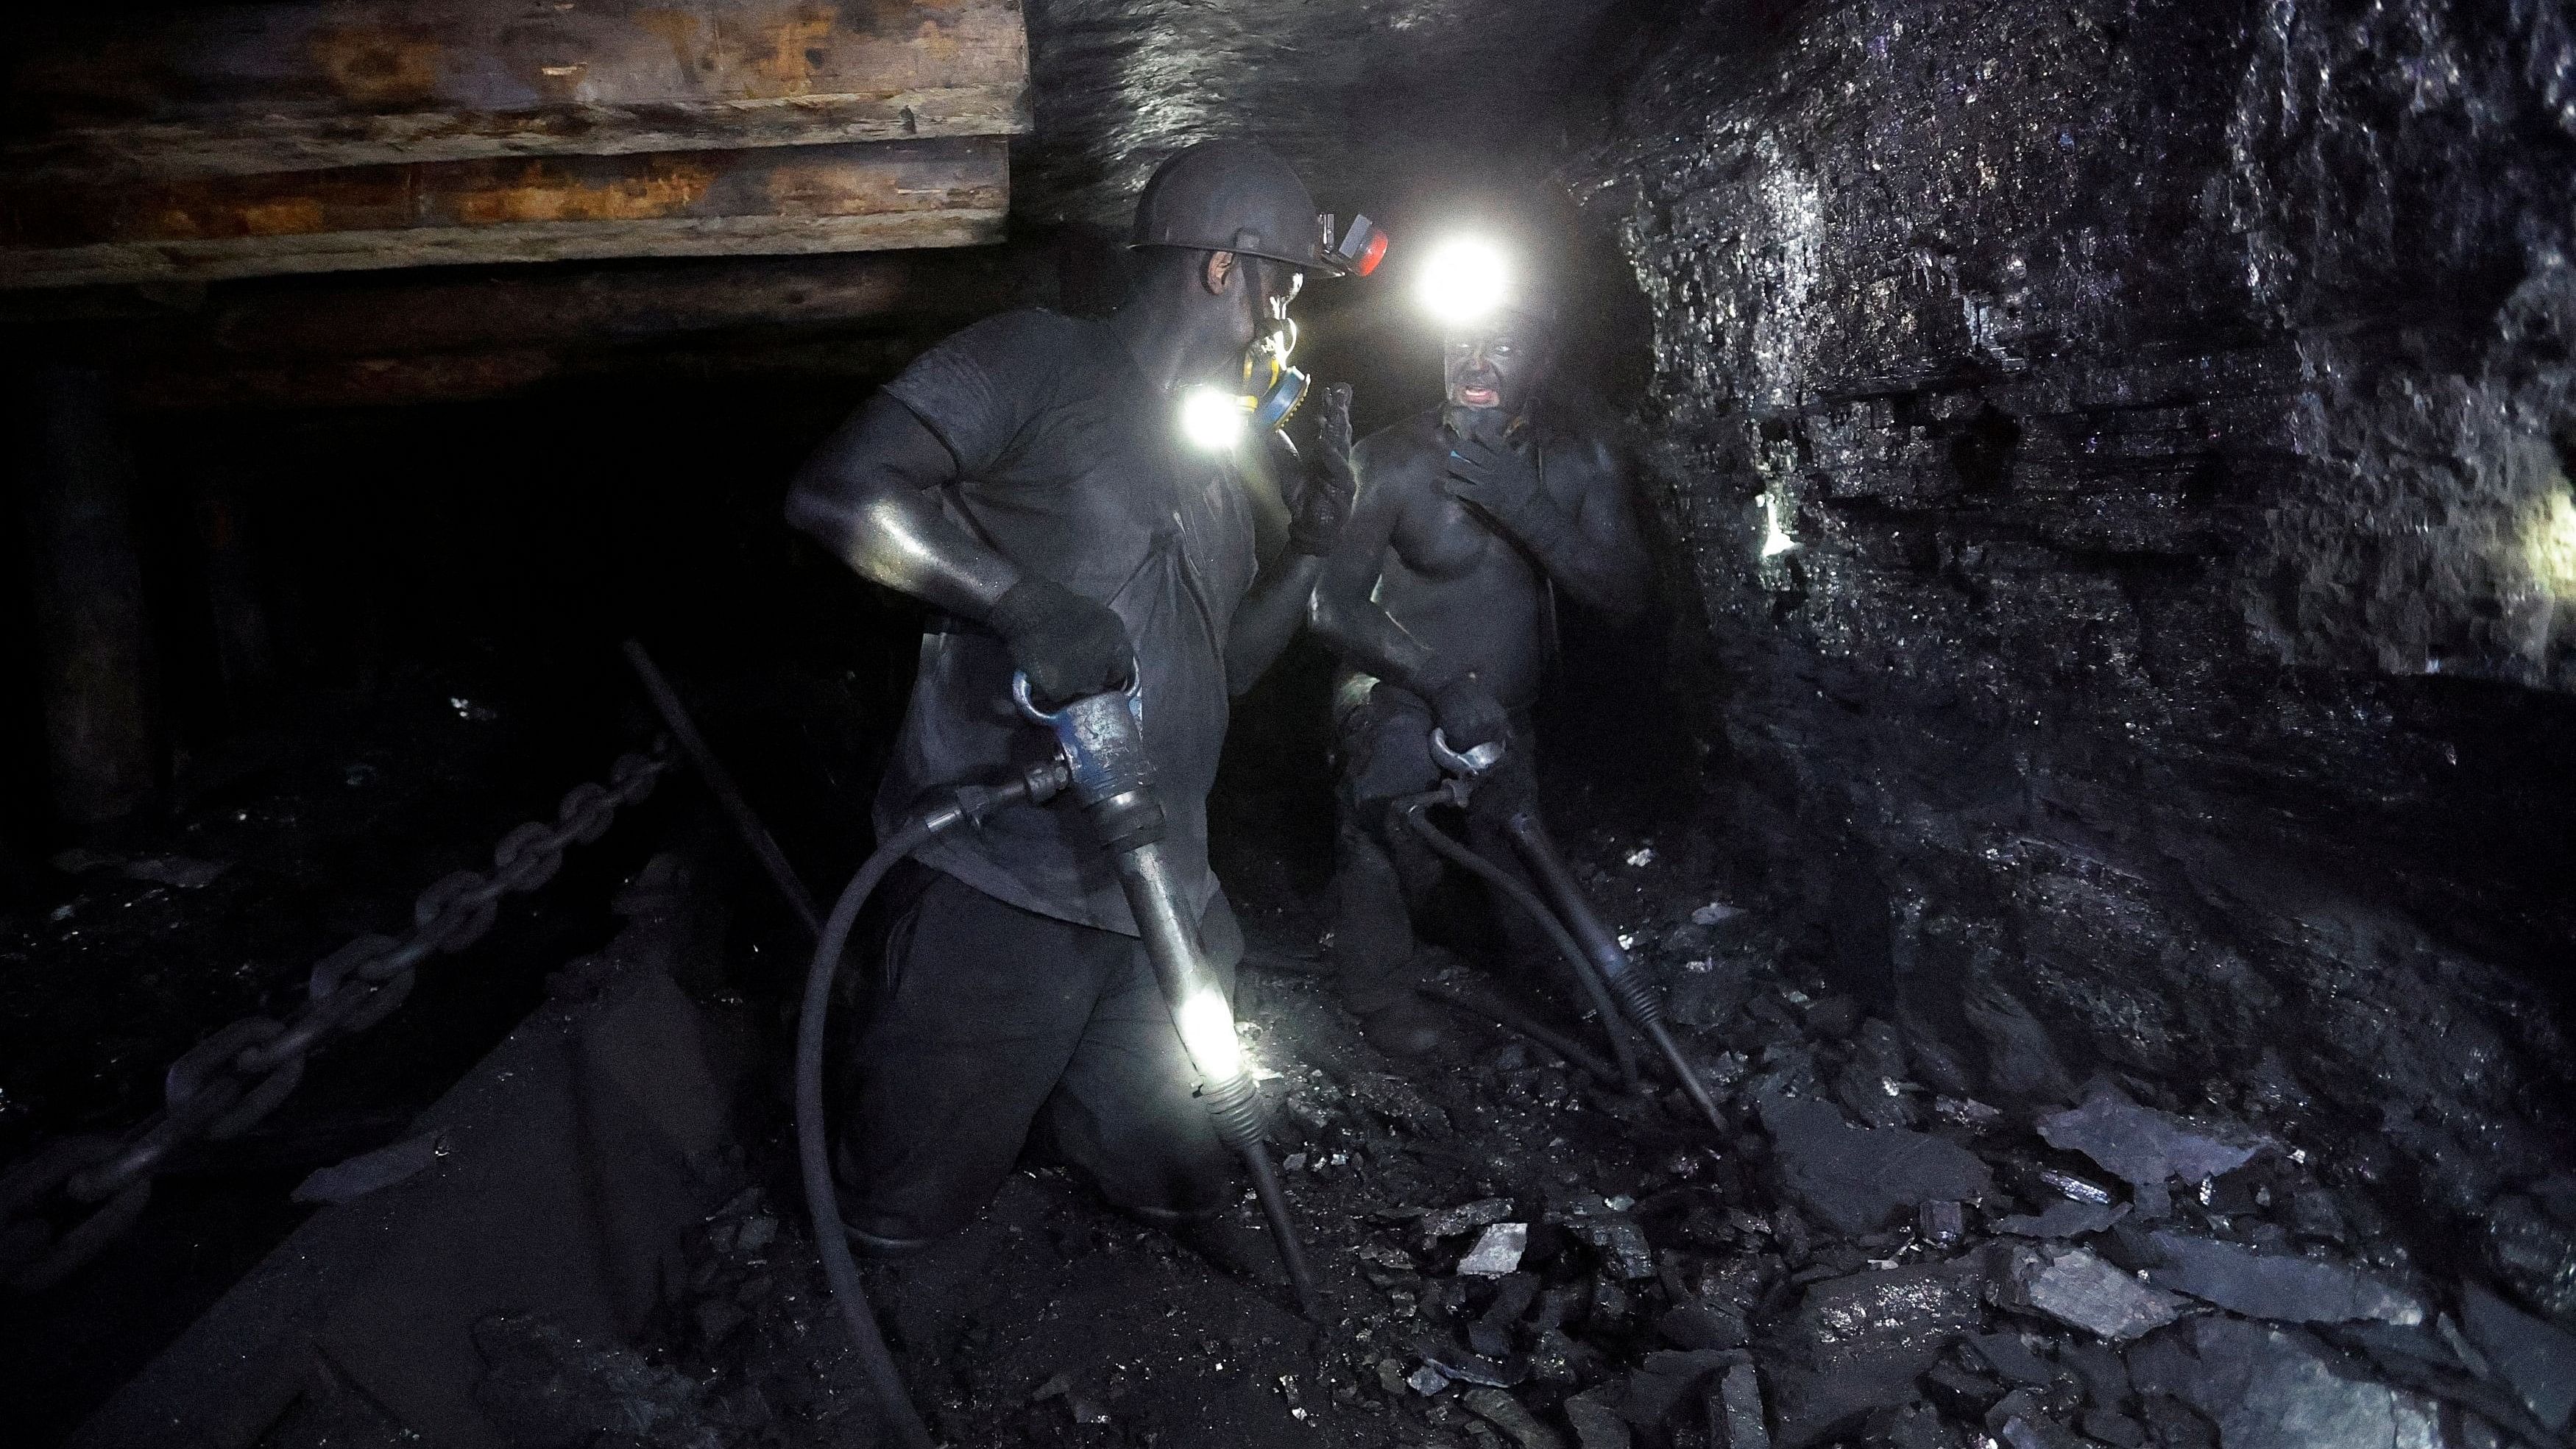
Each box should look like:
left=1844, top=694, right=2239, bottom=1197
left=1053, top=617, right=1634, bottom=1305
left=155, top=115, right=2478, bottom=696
left=795, top=766, right=1066, bottom=1449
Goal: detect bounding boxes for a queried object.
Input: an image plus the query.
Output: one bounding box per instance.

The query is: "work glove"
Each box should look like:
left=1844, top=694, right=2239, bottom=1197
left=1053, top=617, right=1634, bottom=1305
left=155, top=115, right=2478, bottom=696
left=1426, top=670, right=1509, bottom=753
left=1443, top=429, right=1563, bottom=550
left=1290, top=383, right=1359, bottom=555
left=988, top=575, right=1133, bottom=707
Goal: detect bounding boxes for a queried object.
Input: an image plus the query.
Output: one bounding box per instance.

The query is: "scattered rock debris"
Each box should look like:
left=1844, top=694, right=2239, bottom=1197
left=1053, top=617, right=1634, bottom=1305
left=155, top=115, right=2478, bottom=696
left=545, top=854, right=2569, bottom=1448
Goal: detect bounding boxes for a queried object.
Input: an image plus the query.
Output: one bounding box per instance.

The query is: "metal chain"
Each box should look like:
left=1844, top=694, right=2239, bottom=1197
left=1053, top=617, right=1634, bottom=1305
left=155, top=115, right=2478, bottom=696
left=0, top=749, right=668, bottom=1294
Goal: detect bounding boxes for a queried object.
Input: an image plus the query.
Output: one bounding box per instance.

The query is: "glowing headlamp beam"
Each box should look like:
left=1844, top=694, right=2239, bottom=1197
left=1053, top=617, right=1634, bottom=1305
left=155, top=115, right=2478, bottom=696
left=1180, top=385, right=1248, bottom=453
left=1419, top=238, right=1510, bottom=325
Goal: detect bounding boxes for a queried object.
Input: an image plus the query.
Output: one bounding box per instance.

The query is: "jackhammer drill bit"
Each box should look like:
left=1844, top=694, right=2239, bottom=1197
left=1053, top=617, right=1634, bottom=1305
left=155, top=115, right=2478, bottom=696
left=1412, top=731, right=1726, bottom=1133
left=1015, top=674, right=1322, bottom=1321
left=1500, top=810, right=1727, bottom=1133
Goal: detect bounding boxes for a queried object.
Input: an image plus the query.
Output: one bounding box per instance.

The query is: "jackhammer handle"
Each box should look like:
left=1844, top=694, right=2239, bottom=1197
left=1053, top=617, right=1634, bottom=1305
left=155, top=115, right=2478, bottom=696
left=1429, top=727, right=1506, bottom=779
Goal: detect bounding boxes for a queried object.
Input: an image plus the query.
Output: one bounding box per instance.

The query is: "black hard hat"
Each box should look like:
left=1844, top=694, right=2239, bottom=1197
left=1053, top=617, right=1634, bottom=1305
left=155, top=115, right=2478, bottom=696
left=1130, top=141, right=1342, bottom=276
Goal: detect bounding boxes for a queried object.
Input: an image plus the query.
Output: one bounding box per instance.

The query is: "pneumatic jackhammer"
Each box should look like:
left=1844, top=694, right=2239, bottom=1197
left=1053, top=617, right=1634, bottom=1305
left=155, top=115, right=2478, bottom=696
left=793, top=675, right=1321, bottom=1445
left=1395, top=730, right=1727, bottom=1134
left=1011, top=673, right=1321, bottom=1321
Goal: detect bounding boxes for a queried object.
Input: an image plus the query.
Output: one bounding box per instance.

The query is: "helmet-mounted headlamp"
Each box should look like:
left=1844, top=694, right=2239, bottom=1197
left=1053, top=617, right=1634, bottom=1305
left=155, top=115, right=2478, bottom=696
left=1323, top=213, right=1388, bottom=278
left=1419, top=237, right=1512, bottom=325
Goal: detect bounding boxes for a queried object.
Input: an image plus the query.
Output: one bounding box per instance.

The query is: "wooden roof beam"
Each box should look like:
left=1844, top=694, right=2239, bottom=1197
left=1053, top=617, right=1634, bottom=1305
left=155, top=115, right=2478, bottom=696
left=4, top=0, right=1030, bottom=180
left=0, top=137, right=1008, bottom=290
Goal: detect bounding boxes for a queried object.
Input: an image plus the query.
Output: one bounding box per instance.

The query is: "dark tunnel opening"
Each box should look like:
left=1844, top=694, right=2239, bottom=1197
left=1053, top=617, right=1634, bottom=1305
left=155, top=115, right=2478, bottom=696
left=4, top=2, right=2576, bottom=1448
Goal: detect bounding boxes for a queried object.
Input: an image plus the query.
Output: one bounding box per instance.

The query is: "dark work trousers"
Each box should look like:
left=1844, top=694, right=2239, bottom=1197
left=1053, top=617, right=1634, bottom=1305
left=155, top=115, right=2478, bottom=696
left=833, top=861, right=1242, bottom=1253
left=1328, top=676, right=1551, bottom=1015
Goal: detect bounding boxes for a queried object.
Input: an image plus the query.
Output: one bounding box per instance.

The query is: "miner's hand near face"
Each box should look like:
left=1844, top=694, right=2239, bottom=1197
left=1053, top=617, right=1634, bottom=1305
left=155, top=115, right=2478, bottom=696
left=779, top=141, right=1351, bottom=1255
left=1306, top=293, right=1654, bottom=1055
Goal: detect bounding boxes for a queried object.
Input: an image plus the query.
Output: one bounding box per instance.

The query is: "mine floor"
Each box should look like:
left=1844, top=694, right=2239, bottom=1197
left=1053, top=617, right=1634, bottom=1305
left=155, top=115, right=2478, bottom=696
left=6, top=673, right=2572, bottom=1449
left=434, top=846, right=2576, bottom=1449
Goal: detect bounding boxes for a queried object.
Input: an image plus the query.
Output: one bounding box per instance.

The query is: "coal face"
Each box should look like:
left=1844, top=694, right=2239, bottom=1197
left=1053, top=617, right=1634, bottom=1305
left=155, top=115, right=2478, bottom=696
left=1581, top=0, right=2576, bottom=1286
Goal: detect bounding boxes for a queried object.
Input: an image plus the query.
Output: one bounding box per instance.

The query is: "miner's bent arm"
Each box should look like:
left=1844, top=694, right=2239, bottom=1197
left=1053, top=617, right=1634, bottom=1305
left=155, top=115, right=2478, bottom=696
left=782, top=394, right=1022, bottom=620
left=1225, top=433, right=1326, bottom=696
left=1523, top=438, right=1651, bottom=622
left=1307, top=442, right=1442, bottom=692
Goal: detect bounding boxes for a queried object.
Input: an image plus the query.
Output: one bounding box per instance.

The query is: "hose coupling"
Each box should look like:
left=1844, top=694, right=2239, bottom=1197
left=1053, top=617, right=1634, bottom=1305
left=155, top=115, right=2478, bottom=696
left=1197, top=1071, right=1270, bottom=1152
left=1083, top=786, right=1167, bottom=853
left=1611, top=966, right=1666, bottom=1027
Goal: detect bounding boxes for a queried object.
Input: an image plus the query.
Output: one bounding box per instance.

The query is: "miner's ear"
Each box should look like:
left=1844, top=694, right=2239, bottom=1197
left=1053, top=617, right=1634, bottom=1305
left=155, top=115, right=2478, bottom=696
left=1202, top=250, right=1236, bottom=295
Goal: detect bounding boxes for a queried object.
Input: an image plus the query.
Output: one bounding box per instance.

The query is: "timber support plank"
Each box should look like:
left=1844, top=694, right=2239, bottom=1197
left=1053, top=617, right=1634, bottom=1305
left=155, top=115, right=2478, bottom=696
left=5, top=0, right=1029, bottom=179
left=0, top=138, right=1008, bottom=289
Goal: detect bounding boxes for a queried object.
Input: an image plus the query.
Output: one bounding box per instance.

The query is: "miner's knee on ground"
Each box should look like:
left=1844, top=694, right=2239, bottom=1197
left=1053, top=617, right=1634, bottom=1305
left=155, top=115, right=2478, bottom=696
left=831, top=862, right=1245, bottom=1251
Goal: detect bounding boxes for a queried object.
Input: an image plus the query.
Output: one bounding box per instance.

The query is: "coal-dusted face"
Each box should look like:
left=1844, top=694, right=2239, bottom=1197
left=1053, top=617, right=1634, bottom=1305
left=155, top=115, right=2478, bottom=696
left=1442, top=315, right=1549, bottom=415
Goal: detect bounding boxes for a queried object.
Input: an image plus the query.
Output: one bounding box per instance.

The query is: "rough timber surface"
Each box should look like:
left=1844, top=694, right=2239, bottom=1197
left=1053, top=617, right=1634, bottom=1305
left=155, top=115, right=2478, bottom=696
left=2, top=0, right=1030, bottom=180
left=0, top=136, right=1008, bottom=289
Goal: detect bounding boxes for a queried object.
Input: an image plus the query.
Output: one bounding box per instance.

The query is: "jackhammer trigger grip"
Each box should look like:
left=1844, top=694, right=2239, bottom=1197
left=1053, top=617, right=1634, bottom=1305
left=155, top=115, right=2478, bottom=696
left=1010, top=662, right=1144, bottom=729
left=1430, top=728, right=1506, bottom=779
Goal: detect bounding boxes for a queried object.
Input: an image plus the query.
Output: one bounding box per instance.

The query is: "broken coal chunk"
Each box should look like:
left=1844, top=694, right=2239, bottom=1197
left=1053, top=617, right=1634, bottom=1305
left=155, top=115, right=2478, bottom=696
left=1408, top=1363, right=1451, bottom=1395
left=2082, top=1406, right=2148, bottom=1448
left=2129, top=1315, right=2444, bottom=1449
left=1354, top=1070, right=1455, bottom=1138
left=1933, top=1095, right=2006, bottom=1133
left=1758, top=1095, right=1994, bottom=1236
left=1994, top=1199, right=2130, bottom=1239
left=2483, top=1186, right=2576, bottom=1327
left=470, top=1312, right=709, bottom=1449
left=1459, top=1222, right=1531, bottom=1278
left=2059, top=1336, right=2134, bottom=1410
left=1658, top=1300, right=1751, bottom=1350
left=1989, top=1242, right=2190, bottom=1342
left=1550, top=1196, right=1657, bottom=1280
left=1463, top=1386, right=1565, bottom=1449
left=1565, top=1389, right=1633, bottom=1449
left=1418, top=1336, right=1525, bottom=1388
left=1621, top=1349, right=1749, bottom=1429
left=1922, top=1357, right=2007, bottom=1418
left=2037, top=1168, right=2117, bottom=1207
left=1965, top=1331, right=2056, bottom=1388
left=1669, top=958, right=1754, bottom=1028
left=1425, top=1197, right=1518, bottom=1239
left=1528, top=1327, right=1585, bottom=1384
left=1715, top=1361, right=1771, bottom=1449
left=1987, top=1392, right=2088, bottom=1449
left=2037, top=1080, right=2265, bottom=1190
left=1961, top=981, right=2078, bottom=1104
left=1833, top=1055, right=1917, bottom=1130
left=1919, top=1199, right=1967, bottom=1244
left=1765, top=1261, right=1987, bottom=1445
left=1878, top=1401, right=1964, bottom=1449
left=2142, top=1230, right=2424, bottom=1326
left=2459, top=1282, right=2576, bottom=1431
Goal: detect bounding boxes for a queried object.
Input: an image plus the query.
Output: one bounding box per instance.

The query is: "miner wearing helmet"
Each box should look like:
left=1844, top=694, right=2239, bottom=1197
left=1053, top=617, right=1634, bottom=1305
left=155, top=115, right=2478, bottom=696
left=783, top=141, right=1359, bottom=1254
left=1309, top=238, right=1654, bottom=1056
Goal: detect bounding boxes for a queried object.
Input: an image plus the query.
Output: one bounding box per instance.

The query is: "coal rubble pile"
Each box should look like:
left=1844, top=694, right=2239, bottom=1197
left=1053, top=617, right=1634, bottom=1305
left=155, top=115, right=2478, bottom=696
left=1262, top=878, right=2576, bottom=1449
left=615, top=853, right=2576, bottom=1449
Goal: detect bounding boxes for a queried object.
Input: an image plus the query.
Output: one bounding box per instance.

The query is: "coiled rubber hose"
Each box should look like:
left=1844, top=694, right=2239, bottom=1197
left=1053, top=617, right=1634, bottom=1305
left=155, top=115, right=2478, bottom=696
left=795, top=769, right=1064, bottom=1449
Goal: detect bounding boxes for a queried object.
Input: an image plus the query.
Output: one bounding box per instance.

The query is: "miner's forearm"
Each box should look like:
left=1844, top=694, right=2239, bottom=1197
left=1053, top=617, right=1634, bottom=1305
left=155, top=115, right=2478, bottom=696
left=1510, top=496, right=1650, bottom=621
left=1309, top=587, right=1442, bottom=695
left=1227, top=554, right=1323, bottom=695
left=785, top=480, right=1020, bottom=621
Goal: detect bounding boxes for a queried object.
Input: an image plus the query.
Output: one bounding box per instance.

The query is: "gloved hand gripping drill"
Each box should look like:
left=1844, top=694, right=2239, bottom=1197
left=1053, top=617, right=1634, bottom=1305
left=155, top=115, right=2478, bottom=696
left=1013, top=673, right=1321, bottom=1320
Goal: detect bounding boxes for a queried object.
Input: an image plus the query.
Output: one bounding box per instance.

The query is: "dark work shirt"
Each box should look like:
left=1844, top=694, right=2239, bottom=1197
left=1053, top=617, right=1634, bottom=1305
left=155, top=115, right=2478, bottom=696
left=874, top=308, right=1256, bottom=935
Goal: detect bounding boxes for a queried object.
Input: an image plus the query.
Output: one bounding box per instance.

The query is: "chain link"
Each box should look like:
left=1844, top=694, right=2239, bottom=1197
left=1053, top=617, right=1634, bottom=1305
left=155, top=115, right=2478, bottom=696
left=0, top=748, right=668, bottom=1294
